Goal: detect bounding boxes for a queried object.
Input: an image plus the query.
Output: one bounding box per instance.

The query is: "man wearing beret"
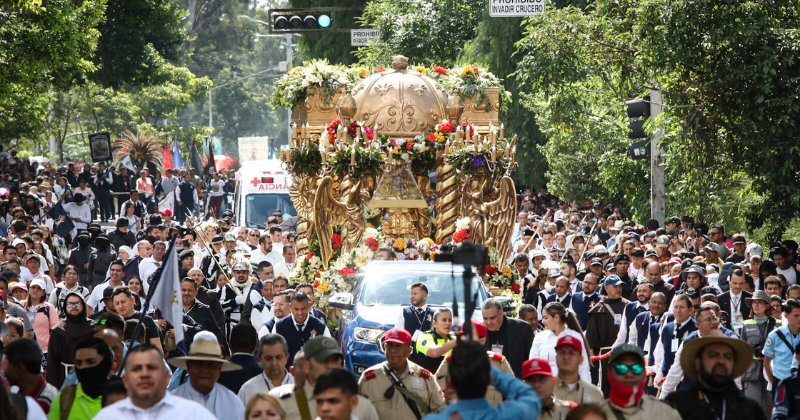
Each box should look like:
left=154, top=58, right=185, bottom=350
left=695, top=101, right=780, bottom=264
left=359, top=327, right=445, bottom=420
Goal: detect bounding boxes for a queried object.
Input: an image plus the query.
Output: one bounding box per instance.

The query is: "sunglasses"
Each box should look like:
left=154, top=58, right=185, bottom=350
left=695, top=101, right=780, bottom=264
left=249, top=233, right=260, bottom=237
left=612, top=364, right=644, bottom=375
left=66, top=302, right=83, bottom=308
left=92, top=318, right=109, bottom=325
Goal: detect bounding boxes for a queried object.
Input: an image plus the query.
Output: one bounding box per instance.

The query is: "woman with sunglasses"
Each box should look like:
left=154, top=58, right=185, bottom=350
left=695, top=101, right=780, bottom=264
left=48, top=264, right=90, bottom=318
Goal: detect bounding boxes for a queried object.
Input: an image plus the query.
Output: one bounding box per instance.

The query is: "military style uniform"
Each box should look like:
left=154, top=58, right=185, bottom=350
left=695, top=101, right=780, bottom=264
left=277, top=380, right=379, bottom=420
left=539, top=397, right=578, bottom=420
left=435, top=351, right=514, bottom=407
left=359, top=360, right=446, bottom=420
left=553, top=377, right=604, bottom=404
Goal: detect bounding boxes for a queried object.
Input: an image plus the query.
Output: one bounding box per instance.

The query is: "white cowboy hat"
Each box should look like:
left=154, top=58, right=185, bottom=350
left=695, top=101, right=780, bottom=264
left=167, top=331, right=241, bottom=372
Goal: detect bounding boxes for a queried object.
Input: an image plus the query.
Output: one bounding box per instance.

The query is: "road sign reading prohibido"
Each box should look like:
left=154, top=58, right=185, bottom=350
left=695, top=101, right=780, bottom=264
left=489, top=0, right=546, bottom=17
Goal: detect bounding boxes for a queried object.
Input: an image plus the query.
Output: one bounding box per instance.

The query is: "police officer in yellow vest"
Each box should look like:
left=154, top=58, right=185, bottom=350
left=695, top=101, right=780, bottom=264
left=522, top=358, right=577, bottom=420
left=436, top=321, right=514, bottom=407
left=359, top=327, right=446, bottom=420
left=414, top=308, right=457, bottom=373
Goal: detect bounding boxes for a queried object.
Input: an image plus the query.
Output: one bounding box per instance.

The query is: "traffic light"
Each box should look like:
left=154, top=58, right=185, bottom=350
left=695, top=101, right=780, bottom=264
left=625, top=96, right=650, bottom=139
left=272, top=11, right=334, bottom=32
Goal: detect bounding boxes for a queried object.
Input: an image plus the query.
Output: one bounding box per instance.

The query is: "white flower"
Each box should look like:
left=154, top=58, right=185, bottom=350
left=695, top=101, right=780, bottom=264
left=364, top=227, right=379, bottom=240
left=397, top=253, right=406, bottom=260
left=413, top=143, right=426, bottom=152
left=456, top=217, right=471, bottom=230
left=309, top=256, right=322, bottom=270
left=401, top=153, right=409, bottom=161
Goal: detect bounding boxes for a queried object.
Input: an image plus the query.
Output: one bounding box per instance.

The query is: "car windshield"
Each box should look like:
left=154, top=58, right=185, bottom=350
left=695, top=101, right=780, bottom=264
left=359, top=270, right=484, bottom=307
left=245, top=193, right=295, bottom=228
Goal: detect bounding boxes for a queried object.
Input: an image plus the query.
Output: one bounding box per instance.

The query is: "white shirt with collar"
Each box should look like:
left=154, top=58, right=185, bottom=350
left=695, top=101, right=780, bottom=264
left=611, top=302, right=649, bottom=349
left=272, top=314, right=332, bottom=337
left=238, top=370, right=294, bottom=405
left=172, top=381, right=245, bottom=419
left=138, top=257, right=163, bottom=288
left=274, top=259, right=296, bottom=278
left=652, top=317, right=692, bottom=385
left=93, top=392, right=218, bottom=420
left=250, top=249, right=282, bottom=266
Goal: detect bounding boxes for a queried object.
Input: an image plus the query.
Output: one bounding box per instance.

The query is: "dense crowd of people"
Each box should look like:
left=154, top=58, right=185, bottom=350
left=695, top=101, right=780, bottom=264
left=0, top=153, right=799, bottom=420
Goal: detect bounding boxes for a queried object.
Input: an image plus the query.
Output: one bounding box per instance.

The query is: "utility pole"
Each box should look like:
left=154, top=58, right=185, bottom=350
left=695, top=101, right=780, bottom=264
left=284, top=32, right=293, bottom=146
left=649, top=89, right=665, bottom=225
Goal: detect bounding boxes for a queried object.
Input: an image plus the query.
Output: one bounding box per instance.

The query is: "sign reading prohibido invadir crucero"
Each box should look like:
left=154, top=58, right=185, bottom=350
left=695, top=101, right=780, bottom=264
left=489, top=0, right=545, bottom=17
left=88, top=132, right=112, bottom=162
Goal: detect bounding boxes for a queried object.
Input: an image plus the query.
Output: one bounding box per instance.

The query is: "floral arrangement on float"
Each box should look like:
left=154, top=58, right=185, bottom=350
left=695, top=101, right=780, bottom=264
left=270, top=60, right=365, bottom=109
left=486, top=247, right=521, bottom=295
left=447, top=124, right=517, bottom=176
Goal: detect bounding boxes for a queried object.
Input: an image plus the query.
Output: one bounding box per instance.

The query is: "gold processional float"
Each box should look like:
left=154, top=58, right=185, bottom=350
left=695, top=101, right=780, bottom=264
left=279, top=56, right=521, bottom=311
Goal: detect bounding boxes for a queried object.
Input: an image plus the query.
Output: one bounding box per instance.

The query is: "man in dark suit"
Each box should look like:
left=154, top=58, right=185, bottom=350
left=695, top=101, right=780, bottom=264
left=546, top=276, right=572, bottom=307
left=717, top=268, right=752, bottom=336
left=218, top=323, right=262, bottom=394
left=481, top=297, right=534, bottom=378
left=571, top=273, right=603, bottom=330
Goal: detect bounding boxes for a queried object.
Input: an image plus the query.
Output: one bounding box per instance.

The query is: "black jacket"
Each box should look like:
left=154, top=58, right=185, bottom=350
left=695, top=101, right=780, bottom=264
left=218, top=353, right=263, bottom=394
left=108, top=229, right=136, bottom=251
left=483, top=316, right=534, bottom=378
left=717, top=290, right=752, bottom=322
left=665, top=382, right=767, bottom=420
left=69, top=245, right=94, bottom=287
left=87, top=248, right=118, bottom=288
left=186, top=300, right=227, bottom=355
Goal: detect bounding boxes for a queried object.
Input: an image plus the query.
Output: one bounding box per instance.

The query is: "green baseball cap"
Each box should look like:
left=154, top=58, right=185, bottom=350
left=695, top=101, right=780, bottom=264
left=609, top=344, right=644, bottom=364
left=304, top=337, right=342, bottom=362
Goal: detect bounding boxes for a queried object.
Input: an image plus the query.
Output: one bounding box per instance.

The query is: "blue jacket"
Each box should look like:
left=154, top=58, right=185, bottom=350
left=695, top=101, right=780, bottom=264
left=422, top=366, right=541, bottom=420
left=546, top=293, right=571, bottom=308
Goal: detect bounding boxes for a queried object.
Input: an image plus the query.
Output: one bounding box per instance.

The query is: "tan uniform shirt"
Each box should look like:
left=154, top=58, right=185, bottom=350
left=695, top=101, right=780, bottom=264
left=537, top=397, right=578, bottom=420
left=278, top=380, right=379, bottom=420
left=358, top=361, right=446, bottom=420
left=552, top=377, right=604, bottom=404
left=435, top=351, right=514, bottom=407
left=600, top=395, right=682, bottom=420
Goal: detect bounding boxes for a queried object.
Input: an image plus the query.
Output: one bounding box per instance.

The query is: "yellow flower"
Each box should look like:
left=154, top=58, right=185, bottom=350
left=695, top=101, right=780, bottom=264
left=421, top=238, right=435, bottom=246
left=317, top=280, right=330, bottom=293
left=460, top=65, right=477, bottom=76
left=393, top=146, right=403, bottom=155
left=502, top=266, right=512, bottom=277
left=393, top=238, right=407, bottom=250
left=414, top=66, right=426, bottom=73
left=434, top=132, right=445, bottom=143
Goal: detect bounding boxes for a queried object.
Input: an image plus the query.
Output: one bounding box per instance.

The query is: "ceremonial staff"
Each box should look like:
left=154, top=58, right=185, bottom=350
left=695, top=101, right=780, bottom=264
left=558, top=212, right=589, bottom=264
left=184, top=211, right=240, bottom=296
left=524, top=208, right=552, bottom=252
left=575, top=219, right=600, bottom=267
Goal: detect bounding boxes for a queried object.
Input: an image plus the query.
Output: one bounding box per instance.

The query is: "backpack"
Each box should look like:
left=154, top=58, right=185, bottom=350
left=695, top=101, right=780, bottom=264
left=9, top=393, right=28, bottom=418
left=59, top=384, right=78, bottom=419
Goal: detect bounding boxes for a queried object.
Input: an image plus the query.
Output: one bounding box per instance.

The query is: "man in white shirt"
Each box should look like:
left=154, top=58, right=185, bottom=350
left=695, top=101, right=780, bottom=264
left=238, top=334, right=294, bottom=404
left=250, top=235, right=282, bottom=267
left=259, top=290, right=291, bottom=338
left=269, top=226, right=283, bottom=254
left=274, top=245, right=297, bottom=278
left=161, top=169, right=179, bottom=195
left=207, top=171, right=226, bottom=219
left=170, top=331, right=246, bottom=419
left=139, top=241, right=168, bottom=286
left=94, top=344, right=217, bottom=420
left=87, top=260, right=125, bottom=311
left=62, top=193, right=91, bottom=236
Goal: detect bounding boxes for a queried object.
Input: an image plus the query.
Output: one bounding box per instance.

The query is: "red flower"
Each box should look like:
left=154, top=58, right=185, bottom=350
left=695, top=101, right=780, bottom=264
left=433, top=66, right=447, bottom=76
left=376, top=68, right=386, bottom=73
left=439, top=121, right=455, bottom=133
left=472, top=66, right=479, bottom=73
left=510, top=283, right=521, bottom=294
left=313, top=280, right=320, bottom=288
left=460, top=122, right=475, bottom=138
left=339, top=266, right=357, bottom=277
left=306, top=251, right=314, bottom=260
left=453, top=229, right=469, bottom=243
left=365, top=237, right=379, bottom=251
left=425, top=132, right=436, bottom=142
left=406, top=140, right=414, bottom=150
left=486, top=265, right=499, bottom=276
left=363, top=126, right=374, bottom=140
left=331, top=234, right=343, bottom=249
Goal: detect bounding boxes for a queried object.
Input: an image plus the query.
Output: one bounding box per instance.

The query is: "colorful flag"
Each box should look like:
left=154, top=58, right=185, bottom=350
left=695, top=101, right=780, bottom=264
left=163, top=138, right=174, bottom=176
left=172, top=139, right=184, bottom=169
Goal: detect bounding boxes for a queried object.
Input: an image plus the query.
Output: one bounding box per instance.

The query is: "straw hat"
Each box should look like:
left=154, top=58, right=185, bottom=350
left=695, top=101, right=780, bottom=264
left=680, top=329, right=753, bottom=381
left=167, top=331, right=241, bottom=371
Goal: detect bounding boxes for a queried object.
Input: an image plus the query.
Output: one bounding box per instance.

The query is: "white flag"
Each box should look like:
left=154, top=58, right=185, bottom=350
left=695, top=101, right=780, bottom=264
left=121, top=154, right=136, bottom=172
left=148, top=237, right=184, bottom=351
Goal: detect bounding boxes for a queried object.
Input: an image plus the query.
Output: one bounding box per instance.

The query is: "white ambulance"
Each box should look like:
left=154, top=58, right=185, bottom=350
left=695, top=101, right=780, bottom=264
left=233, top=160, right=295, bottom=229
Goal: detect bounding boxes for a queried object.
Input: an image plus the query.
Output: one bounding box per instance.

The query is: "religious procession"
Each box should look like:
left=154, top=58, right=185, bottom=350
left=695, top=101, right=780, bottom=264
left=3, top=1, right=800, bottom=419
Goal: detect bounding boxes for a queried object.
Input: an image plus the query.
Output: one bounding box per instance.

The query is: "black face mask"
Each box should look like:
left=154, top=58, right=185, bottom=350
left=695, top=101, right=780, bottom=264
left=78, top=238, right=90, bottom=247
left=75, top=356, right=113, bottom=398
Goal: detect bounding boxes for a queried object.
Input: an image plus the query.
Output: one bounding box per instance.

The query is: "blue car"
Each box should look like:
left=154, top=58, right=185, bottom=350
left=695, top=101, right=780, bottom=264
left=330, top=260, right=511, bottom=375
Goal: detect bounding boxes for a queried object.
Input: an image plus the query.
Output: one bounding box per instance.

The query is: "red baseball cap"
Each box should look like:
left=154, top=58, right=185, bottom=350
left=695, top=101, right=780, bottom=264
left=160, top=209, right=173, bottom=216
left=522, top=358, right=552, bottom=379
left=460, top=320, right=487, bottom=338
left=555, top=335, right=582, bottom=353
left=383, top=328, right=412, bottom=345
left=669, top=257, right=682, bottom=265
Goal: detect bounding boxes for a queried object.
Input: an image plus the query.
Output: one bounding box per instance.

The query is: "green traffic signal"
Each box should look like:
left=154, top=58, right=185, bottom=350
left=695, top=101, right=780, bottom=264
left=317, top=14, right=332, bottom=28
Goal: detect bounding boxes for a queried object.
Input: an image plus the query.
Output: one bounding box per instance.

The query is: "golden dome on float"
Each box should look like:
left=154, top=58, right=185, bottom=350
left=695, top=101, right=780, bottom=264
left=350, top=55, right=450, bottom=138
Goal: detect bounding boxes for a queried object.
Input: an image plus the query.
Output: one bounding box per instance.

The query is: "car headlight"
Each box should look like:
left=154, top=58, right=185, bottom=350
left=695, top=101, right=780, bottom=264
left=353, top=327, right=384, bottom=344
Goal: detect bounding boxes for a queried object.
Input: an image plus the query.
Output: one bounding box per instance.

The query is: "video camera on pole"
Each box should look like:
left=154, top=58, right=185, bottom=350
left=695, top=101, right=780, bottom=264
left=434, top=241, right=488, bottom=338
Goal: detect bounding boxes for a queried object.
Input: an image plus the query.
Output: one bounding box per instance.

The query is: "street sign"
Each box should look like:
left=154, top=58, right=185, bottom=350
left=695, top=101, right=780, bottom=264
left=351, top=28, right=379, bottom=47
left=629, top=140, right=651, bottom=160
left=489, top=0, right=546, bottom=17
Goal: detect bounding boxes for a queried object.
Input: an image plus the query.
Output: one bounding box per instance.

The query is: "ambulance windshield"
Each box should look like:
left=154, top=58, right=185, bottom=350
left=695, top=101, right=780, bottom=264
left=245, top=193, right=295, bottom=228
